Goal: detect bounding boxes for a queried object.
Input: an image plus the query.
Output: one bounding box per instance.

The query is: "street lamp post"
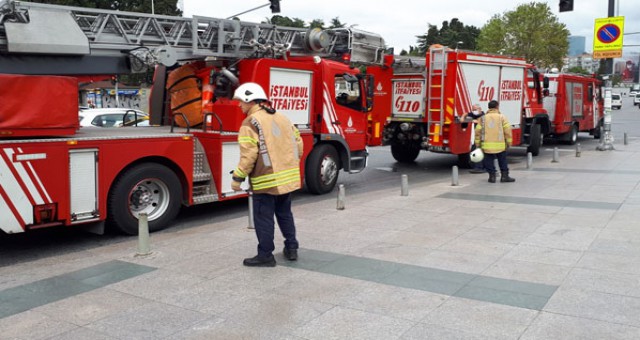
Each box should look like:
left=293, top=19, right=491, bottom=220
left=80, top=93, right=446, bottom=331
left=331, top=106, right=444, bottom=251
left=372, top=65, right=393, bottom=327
left=151, top=0, right=155, bottom=15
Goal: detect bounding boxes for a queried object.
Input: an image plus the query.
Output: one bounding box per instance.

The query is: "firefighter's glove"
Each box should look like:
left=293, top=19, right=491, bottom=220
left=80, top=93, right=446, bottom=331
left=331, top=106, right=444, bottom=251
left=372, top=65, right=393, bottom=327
left=231, top=180, right=243, bottom=192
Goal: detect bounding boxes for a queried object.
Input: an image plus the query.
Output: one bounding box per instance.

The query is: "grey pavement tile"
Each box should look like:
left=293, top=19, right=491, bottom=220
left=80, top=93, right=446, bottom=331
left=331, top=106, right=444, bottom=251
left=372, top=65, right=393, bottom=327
left=481, top=259, right=572, bottom=286
left=166, top=316, right=305, bottom=340
left=437, top=238, right=515, bottom=258
left=44, top=327, right=118, bottom=340
left=399, top=323, right=495, bottom=340
left=219, top=294, right=334, bottom=331
left=203, top=266, right=303, bottom=298
left=550, top=212, right=614, bottom=229
left=108, top=268, right=207, bottom=301
left=155, top=279, right=250, bottom=315
left=33, top=288, right=151, bottom=326
left=502, top=244, right=583, bottom=266
left=416, top=249, right=499, bottom=275
left=379, top=265, right=470, bottom=296
left=460, top=227, right=532, bottom=244
left=588, top=238, right=640, bottom=257
left=521, top=311, right=640, bottom=340
left=0, top=310, right=78, bottom=340
left=466, top=276, right=557, bottom=298
left=163, top=248, right=242, bottom=280
left=544, top=288, right=640, bottom=327
left=521, top=223, right=602, bottom=251
left=405, top=221, right=477, bottom=236
left=268, top=271, right=370, bottom=306
left=454, top=285, right=550, bottom=310
left=477, top=217, right=546, bottom=233
left=577, top=252, right=640, bottom=275
left=562, top=268, right=640, bottom=295
left=421, top=296, right=538, bottom=339
left=386, top=230, right=461, bottom=248
left=340, top=282, right=447, bottom=322
left=354, top=242, right=433, bottom=266
left=313, top=254, right=399, bottom=282
left=84, top=301, right=209, bottom=340
left=292, top=306, right=416, bottom=340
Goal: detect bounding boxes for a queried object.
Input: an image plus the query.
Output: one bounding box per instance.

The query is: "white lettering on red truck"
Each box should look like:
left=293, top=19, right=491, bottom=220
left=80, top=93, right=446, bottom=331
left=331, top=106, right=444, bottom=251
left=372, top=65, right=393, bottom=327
left=270, top=85, right=309, bottom=111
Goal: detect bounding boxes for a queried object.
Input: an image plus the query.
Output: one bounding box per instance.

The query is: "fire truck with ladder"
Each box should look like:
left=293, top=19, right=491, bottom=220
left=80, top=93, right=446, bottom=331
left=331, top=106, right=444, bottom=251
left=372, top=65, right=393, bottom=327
left=381, top=45, right=603, bottom=165
left=0, top=0, right=392, bottom=235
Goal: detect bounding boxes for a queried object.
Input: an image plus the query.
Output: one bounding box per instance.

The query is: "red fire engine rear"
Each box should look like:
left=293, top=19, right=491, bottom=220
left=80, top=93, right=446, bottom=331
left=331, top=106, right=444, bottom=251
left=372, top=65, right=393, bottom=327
left=382, top=46, right=547, bottom=165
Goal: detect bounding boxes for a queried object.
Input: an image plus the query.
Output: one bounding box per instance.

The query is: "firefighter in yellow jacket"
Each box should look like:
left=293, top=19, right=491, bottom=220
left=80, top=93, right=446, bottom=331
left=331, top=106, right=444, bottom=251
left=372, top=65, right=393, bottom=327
left=231, top=82, right=304, bottom=267
left=474, top=100, right=515, bottom=183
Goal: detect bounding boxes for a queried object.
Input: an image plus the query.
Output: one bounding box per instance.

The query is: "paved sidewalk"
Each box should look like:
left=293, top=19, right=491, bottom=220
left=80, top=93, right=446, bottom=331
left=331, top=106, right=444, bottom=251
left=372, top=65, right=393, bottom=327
left=3, top=139, right=640, bottom=339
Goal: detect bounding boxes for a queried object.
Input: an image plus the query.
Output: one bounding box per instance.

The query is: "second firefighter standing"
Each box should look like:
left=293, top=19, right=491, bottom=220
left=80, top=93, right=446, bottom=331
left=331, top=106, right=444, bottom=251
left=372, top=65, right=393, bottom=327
left=474, top=100, right=515, bottom=183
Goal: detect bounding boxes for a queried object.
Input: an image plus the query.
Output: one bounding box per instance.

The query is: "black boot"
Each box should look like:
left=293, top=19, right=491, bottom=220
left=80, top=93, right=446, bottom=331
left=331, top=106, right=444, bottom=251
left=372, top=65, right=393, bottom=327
left=488, top=172, right=496, bottom=183
left=500, top=171, right=515, bottom=183
left=243, top=255, right=276, bottom=267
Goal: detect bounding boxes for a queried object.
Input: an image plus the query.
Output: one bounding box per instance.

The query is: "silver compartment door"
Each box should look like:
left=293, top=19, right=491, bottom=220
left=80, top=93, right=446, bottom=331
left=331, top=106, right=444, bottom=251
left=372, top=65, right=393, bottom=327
left=69, top=149, right=99, bottom=222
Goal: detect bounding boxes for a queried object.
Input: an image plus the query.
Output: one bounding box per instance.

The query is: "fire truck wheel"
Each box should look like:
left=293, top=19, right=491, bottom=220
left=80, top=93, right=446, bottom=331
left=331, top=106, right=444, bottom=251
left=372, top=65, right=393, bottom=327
left=305, top=144, right=339, bottom=195
left=391, top=144, right=420, bottom=163
left=564, top=125, right=578, bottom=145
left=108, top=163, right=182, bottom=235
left=527, top=124, right=542, bottom=156
left=593, top=122, right=603, bottom=139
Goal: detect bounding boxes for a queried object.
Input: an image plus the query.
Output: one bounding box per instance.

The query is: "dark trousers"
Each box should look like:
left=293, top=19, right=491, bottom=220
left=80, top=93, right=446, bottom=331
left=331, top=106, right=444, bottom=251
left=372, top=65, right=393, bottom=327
left=252, top=193, right=299, bottom=258
left=482, top=151, right=509, bottom=174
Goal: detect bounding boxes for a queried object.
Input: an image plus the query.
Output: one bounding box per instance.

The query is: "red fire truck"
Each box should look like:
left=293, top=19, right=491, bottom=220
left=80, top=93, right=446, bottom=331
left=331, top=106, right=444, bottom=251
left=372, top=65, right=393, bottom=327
left=540, top=71, right=604, bottom=144
left=0, top=1, right=392, bottom=235
left=381, top=46, right=549, bottom=164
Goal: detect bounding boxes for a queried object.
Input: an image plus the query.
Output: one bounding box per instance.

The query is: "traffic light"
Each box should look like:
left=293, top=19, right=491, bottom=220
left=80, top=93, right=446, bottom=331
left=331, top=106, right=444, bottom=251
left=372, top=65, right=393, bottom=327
left=269, top=0, right=280, bottom=13
left=559, top=0, right=573, bottom=12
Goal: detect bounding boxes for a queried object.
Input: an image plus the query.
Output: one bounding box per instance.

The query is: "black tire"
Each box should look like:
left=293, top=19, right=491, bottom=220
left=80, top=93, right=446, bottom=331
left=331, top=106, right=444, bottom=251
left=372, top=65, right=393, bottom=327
left=527, top=123, right=542, bottom=156
left=305, top=144, right=339, bottom=195
left=108, top=163, right=182, bottom=235
left=564, top=124, right=578, bottom=145
left=593, top=121, right=603, bottom=139
left=391, top=144, right=420, bottom=163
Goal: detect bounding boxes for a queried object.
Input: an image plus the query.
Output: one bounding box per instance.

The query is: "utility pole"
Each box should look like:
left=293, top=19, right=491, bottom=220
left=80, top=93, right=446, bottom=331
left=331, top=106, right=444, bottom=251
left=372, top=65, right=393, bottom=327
left=597, top=0, right=616, bottom=151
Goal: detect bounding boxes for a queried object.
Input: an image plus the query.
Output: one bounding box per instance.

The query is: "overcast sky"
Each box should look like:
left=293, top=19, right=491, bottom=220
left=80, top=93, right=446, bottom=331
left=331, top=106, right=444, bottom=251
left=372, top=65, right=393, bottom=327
left=183, top=0, right=639, bottom=59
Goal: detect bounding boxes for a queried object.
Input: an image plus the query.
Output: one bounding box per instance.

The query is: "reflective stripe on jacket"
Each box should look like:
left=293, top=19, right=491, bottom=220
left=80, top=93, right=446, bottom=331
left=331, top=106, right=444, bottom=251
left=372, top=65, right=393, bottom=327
left=474, top=109, right=512, bottom=154
left=233, top=105, right=304, bottom=195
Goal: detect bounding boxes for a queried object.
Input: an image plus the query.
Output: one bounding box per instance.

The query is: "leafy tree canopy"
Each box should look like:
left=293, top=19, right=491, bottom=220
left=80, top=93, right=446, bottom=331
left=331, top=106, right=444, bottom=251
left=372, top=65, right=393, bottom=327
left=414, top=18, right=480, bottom=55
left=477, top=2, right=568, bottom=69
left=265, top=16, right=348, bottom=30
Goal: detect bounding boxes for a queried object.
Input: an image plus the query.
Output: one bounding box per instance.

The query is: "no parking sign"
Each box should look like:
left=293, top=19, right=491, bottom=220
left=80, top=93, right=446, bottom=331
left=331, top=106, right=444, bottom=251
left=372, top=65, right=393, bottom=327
left=593, top=16, right=624, bottom=59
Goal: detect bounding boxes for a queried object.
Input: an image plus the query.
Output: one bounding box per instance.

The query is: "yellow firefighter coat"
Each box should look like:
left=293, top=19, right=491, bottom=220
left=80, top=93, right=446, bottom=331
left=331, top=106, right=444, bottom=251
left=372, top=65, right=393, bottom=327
left=474, top=108, right=512, bottom=154
left=233, top=105, right=304, bottom=195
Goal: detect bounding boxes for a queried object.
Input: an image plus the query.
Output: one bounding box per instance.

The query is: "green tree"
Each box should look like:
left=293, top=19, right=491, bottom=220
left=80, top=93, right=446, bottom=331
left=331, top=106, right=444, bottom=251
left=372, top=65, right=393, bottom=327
left=477, top=2, right=568, bottom=69
left=30, top=0, right=182, bottom=15
left=415, top=18, right=480, bottom=54
left=308, top=19, right=325, bottom=30
left=567, top=66, right=590, bottom=75
left=329, top=17, right=346, bottom=29
left=267, top=15, right=306, bottom=28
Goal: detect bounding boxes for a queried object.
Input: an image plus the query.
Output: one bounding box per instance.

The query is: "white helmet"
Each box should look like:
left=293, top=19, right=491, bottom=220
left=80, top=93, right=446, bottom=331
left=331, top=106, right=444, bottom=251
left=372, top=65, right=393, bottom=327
left=233, top=82, right=268, bottom=103
left=470, top=148, right=484, bottom=163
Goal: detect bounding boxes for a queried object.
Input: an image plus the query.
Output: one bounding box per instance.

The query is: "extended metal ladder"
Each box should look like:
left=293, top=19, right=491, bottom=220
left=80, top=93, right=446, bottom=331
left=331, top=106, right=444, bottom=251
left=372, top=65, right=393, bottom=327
left=0, top=0, right=386, bottom=72
left=426, top=46, right=447, bottom=145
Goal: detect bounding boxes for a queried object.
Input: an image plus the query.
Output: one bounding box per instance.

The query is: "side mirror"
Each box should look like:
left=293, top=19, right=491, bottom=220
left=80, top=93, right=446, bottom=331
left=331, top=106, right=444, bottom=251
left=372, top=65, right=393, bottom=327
left=543, top=76, right=549, bottom=89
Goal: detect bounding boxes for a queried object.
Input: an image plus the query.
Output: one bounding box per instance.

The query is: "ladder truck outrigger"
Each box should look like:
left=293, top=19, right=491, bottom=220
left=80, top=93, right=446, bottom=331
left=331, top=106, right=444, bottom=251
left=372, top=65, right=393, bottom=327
left=0, top=0, right=393, bottom=235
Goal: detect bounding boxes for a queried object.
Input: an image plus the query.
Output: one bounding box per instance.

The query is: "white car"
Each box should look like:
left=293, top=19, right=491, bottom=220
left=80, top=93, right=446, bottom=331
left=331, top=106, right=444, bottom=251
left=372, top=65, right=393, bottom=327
left=611, top=93, right=622, bottom=110
left=635, top=93, right=640, bottom=107
left=79, top=108, right=149, bottom=127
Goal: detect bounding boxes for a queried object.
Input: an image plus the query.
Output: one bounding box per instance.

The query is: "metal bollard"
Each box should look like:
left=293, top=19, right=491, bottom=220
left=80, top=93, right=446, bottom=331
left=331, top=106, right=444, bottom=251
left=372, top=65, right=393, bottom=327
left=494, top=159, right=500, bottom=175
left=624, top=132, right=628, bottom=145
left=337, top=184, right=346, bottom=210
left=526, top=152, right=533, bottom=169
left=576, top=143, right=581, bottom=157
left=401, top=174, right=409, bottom=196
left=137, top=213, right=151, bottom=256
left=247, top=191, right=255, bottom=229
left=451, top=166, right=459, bottom=186
left=552, top=147, right=559, bottom=163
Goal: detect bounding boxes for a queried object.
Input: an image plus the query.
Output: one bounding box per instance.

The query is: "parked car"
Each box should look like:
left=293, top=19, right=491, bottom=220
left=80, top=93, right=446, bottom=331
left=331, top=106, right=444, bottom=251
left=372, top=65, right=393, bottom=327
left=611, top=93, right=622, bottom=110
left=78, top=108, right=149, bottom=127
